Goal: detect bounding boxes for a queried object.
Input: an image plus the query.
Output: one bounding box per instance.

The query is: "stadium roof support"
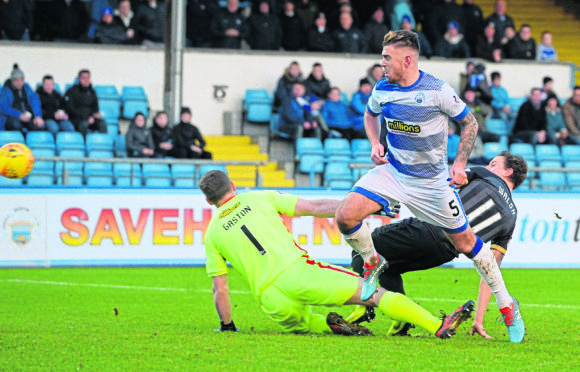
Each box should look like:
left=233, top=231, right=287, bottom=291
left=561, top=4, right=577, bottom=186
left=164, top=0, right=186, bottom=126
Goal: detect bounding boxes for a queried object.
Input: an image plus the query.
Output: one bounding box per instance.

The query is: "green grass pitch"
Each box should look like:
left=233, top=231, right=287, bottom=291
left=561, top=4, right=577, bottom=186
left=1, top=266, right=579, bottom=371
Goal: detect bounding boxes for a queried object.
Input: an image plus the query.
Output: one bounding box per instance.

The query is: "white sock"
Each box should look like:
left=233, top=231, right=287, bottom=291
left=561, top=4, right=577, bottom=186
left=341, top=222, right=376, bottom=263
left=471, top=243, right=512, bottom=309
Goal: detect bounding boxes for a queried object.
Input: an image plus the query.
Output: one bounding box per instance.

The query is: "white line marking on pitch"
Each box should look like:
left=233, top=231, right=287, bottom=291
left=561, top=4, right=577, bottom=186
left=3, top=279, right=579, bottom=310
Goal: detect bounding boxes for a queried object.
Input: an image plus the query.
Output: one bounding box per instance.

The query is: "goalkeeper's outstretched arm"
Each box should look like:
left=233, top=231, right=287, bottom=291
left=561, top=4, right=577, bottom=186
left=294, top=198, right=341, bottom=218
left=212, top=274, right=232, bottom=324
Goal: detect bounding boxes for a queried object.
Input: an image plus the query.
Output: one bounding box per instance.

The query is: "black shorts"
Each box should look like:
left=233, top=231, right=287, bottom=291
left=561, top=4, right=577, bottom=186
left=351, top=218, right=459, bottom=290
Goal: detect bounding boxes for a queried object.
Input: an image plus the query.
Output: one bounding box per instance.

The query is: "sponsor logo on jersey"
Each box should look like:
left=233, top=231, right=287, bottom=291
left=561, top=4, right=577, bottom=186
left=219, top=202, right=240, bottom=218
left=387, top=120, right=421, bottom=134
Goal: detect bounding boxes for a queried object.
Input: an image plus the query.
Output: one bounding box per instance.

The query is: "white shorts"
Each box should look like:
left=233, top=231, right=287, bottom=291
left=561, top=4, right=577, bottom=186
left=352, top=163, right=468, bottom=233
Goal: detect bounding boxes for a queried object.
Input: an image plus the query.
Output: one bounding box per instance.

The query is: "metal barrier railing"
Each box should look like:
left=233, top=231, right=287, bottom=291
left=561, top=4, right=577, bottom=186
left=34, top=157, right=267, bottom=187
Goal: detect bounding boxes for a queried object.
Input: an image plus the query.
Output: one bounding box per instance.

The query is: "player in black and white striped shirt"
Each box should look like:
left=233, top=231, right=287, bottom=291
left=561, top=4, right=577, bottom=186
left=349, top=151, right=528, bottom=340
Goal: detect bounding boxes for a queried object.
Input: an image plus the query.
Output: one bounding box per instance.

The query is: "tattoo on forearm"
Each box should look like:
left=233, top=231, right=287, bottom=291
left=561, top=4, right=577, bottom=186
left=455, top=112, right=478, bottom=163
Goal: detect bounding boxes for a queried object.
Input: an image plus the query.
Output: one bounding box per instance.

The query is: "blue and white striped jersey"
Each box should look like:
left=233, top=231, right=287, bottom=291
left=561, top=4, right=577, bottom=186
left=367, top=71, right=468, bottom=178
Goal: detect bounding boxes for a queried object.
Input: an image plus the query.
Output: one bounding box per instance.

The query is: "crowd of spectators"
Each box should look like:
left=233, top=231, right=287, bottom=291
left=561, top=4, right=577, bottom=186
left=0, top=63, right=212, bottom=160
left=0, top=0, right=561, bottom=63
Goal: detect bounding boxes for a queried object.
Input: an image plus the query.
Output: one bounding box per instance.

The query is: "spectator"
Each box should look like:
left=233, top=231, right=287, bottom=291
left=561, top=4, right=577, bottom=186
left=274, top=61, right=303, bottom=108
left=307, top=12, right=335, bottom=52
left=537, top=31, right=558, bottom=62
left=484, top=0, right=514, bottom=45
left=546, top=96, right=574, bottom=146
left=248, top=1, right=281, bottom=51
left=186, top=0, right=218, bottom=48
left=36, top=75, right=75, bottom=135
left=89, top=0, right=116, bottom=39
left=476, top=22, right=502, bottom=62
left=513, top=88, right=551, bottom=145
left=95, top=7, right=130, bottom=44
left=507, top=24, right=536, bottom=60
left=462, top=62, right=492, bottom=105
left=172, top=107, right=212, bottom=159
left=462, top=0, right=484, bottom=57
left=328, top=1, right=359, bottom=31
left=541, top=76, right=559, bottom=104
left=435, top=22, right=470, bottom=59
left=364, top=7, right=389, bottom=55
left=126, top=112, right=154, bottom=158
left=304, top=62, right=331, bottom=101
left=350, top=78, right=372, bottom=139
left=321, top=87, right=353, bottom=140
left=295, top=0, right=319, bottom=34
left=49, top=0, right=90, bottom=42
left=0, top=0, right=32, bottom=41
left=500, top=26, right=516, bottom=58
left=151, top=111, right=173, bottom=158
left=490, top=71, right=513, bottom=122
left=562, top=86, right=580, bottom=144
left=279, top=83, right=321, bottom=139
left=135, top=0, right=165, bottom=45
left=332, top=12, right=366, bottom=54
left=463, top=88, right=499, bottom=143
left=400, top=16, right=433, bottom=58
left=390, top=0, right=414, bottom=31
left=0, top=64, right=46, bottom=133
left=430, top=0, right=465, bottom=45
left=64, top=69, right=107, bottom=137
left=365, top=64, right=384, bottom=87
left=114, top=0, right=138, bottom=44
left=280, top=0, right=304, bottom=51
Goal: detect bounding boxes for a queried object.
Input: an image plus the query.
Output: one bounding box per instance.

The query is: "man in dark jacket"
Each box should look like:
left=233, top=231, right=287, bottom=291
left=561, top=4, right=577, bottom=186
left=476, top=22, right=502, bottom=62
left=462, top=0, right=484, bottom=57
left=513, top=88, right=551, bottom=145
left=186, top=0, right=218, bottom=47
left=151, top=111, right=173, bottom=158
left=0, top=64, right=48, bottom=133
left=172, top=107, right=212, bottom=159
left=95, top=7, right=130, bottom=44
left=364, top=7, right=388, bottom=55
left=506, top=24, right=536, bottom=60
left=248, top=1, right=282, bottom=50
left=430, top=0, right=465, bottom=45
left=135, top=0, right=165, bottom=44
left=0, top=0, right=32, bottom=40
left=333, top=12, right=366, bottom=54
left=280, top=0, right=304, bottom=51
left=211, top=0, right=248, bottom=49
left=304, top=63, right=331, bottom=101
left=64, top=69, right=107, bottom=137
left=49, top=0, right=90, bottom=42
left=36, top=75, right=75, bottom=134
left=484, top=0, right=514, bottom=45
left=307, top=12, right=334, bottom=52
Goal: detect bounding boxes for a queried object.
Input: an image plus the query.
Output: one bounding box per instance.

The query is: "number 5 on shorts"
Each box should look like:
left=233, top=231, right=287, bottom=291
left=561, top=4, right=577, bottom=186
left=448, top=200, right=460, bottom=217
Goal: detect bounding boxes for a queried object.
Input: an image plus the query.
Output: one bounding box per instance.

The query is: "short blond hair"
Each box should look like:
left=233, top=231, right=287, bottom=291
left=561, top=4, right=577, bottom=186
left=382, top=30, right=420, bottom=52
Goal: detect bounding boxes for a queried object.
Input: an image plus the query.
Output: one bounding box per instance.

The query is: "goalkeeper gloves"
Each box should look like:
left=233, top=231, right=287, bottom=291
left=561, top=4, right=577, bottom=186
left=372, top=203, right=401, bottom=219
left=214, top=321, right=240, bottom=332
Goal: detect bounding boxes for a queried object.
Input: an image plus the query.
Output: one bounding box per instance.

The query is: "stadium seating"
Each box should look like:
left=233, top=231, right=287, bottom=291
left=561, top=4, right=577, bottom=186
left=122, top=86, right=147, bottom=101
left=296, top=138, right=324, bottom=174
left=88, top=150, right=115, bottom=158
left=115, top=135, right=126, bottom=157
left=172, top=164, right=196, bottom=184
left=56, top=149, right=85, bottom=185
left=538, top=160, right=566, bottom=190
left=484, top=142, right=507, bottom=160
left=84, top=162, right=113, bottom=177
left=86, top=175, right=114, bottom=187
left=26, top=174, right=54, bottom=186
left=351, top=155, right=373, bottom=180
left=94, top=85, right=120, bottom=99
left=0, top=176, right=23, bottom=187
left=144, top=177, right=172, bottom=187
left=509, top=97, right=527, bottom=113
left=510, top=143, right=535, bottom=162
left=26, top=131, right=55, bottom=151
left=565, top=161, right=580, bottom=189
left=86, top=133, right=114, bottom=153
left=56, top=132, right=85, bottom=153
left=0, top=131, right=25, bottom=146
left=122, top=100, right=149, bottom=119
left=351, top=139, right=371, bottom=157
left=99, top=98, right=122, bottom=125
left=31, top=149, right=56, bottom=177
left=324, top=162, right=353, bottom=189
left=562, top=145, right=580, bottom=163
left=324, top=138, right=351, bottom=162
left=174, top=178, right=195, bottom=188
left=486, top=119, right=509, bottom=136
left=114, top=163, right=142, bottom=186
left=199, top=164, right=227, bottom=177
left=269, top=113, right=292, bottom=141
left=536, top=144, right=561, bottom=163
left=244, top=89, right=272, bottom=123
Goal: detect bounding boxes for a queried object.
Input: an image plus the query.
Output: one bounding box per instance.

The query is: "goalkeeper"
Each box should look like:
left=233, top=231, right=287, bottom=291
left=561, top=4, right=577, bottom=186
left=201, top=170, right=474, bottom=337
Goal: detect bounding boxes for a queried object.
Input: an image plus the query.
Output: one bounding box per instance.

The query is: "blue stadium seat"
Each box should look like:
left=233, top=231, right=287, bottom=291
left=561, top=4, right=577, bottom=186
left=26, top=131, right=55, bottom=151
left=26, top=174, right=54, bottom=187
left=142, top=164, right=171, bottom=177
left=113, top=163, right=142, bottom=177
left=32, top=149, right=56, bottom=175
left=351, top=155, right=373, bottom=180
left=535, top=144, right=561, bottom=163
left=562, top=145, right=580, bottom=163
left=486, top=119, right=509, bottom=136
left=107, top=124, right=119, bottom=137
left=88, top=150, right=114, bottom=158
left=351, top=139, right=371, bottom=157
left=122, top=100, right=149, bottom=119
left=174, top=178, right=195, bottom=187
left=84, top=162, right=113, bottom=177
left=86, top=175, right=114, bottom=187
left=538, top=160, right=565, bottom=190
left=99, top=98, right=121, bottom=124
left=509, top=97, right=527, bottom=112
left=0, top=176, right=23, bottom=187
left=510, top=143, right=535, bottom=162
left=514, top=179, right=530, bottom=192
left=200, top=164, right=227, bottom=177
left=244, top=89, right=270, bottom=106
left=0, top=131, right=25, bottom=146
left=296, top=138, right=324, bottom=173
left=144, top=177, right=172, bottom=187
left=172, top=164, right=195, bottom=178
left=565, top=161, right=580, bottom=189
left=94, top=85, right=120, bottom=99
left=324, top=162, right=353, bottom=189
left=56, top=132, right=85, bottom=153
left=324, top=138, right=351, bottom=162
left=56, top=149, right=85, bottom=179
left=122, top=86, right=147, bottom=101
left=484, top=142, right=507, bottom=161
left=246, top=102, right=272, bottom=123
left=115, top=135, right=126, bottom=157
left=86, top=133, right=114, bottom=153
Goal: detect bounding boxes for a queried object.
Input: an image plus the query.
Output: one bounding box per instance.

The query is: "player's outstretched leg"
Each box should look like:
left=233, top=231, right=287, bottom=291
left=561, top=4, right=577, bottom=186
left=326, top=312, right=374, bottom=336
left=345, top=305, right=375, bottom=324
left=435, top=300, right=476, bottom=339
left=500, top=297, right=525, bottom=343
left=361, top=253, right=387, bottom=301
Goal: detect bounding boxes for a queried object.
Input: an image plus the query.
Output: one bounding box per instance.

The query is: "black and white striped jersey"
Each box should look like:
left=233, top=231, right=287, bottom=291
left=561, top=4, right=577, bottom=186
left=457, top=167, right=517, bottom=253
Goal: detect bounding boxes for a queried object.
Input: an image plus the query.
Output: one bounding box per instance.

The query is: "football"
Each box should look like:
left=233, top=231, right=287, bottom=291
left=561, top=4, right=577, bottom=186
left=0, top=142, right=35, bottom=179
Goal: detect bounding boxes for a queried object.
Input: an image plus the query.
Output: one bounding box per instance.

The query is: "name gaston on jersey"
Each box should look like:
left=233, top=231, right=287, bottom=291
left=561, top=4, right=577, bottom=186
left=387, top=120, right=421, bottom=135
left=219, top=202, right=252, bottom=231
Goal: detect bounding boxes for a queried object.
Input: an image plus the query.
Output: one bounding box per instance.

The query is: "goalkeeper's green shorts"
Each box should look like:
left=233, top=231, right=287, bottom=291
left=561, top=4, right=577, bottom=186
left=259, top=254, right=359, bottom=333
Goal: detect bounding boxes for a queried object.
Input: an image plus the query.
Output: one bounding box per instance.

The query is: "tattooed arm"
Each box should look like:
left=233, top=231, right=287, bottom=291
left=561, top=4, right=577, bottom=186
left=449, top=111, right=478, bottom=186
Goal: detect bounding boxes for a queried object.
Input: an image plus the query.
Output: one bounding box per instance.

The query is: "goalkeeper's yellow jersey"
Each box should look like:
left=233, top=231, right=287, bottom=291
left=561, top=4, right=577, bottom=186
left=204, top=191, right=303, bottom=298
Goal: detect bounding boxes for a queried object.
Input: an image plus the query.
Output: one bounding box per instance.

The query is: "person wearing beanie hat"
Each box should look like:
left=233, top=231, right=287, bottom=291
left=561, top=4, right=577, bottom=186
left=435, top=20, right=470, bottom=58
left=95, top=7, right=131, bottom=44
left=0, top=64, right=51, bottom=134
left=171, top=107, right=212, bottom=159
left=350, top=78, right=373, bottom=139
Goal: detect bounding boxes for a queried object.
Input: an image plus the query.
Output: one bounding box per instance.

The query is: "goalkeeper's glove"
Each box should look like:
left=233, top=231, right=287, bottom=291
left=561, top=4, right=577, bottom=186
left=214, top=321, right=240, bottom=332
left=372, top=203, right=401, bottom=219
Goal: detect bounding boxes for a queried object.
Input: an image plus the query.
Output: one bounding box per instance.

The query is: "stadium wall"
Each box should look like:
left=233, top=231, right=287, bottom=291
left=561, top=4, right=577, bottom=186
left=2, top=42, right=575, bottom=135
left=1, top=188, right=579, bottom=268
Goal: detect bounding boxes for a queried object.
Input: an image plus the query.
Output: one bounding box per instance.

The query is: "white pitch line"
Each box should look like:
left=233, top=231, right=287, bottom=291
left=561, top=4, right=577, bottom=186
left=2, top=279, right=579, bottom=310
